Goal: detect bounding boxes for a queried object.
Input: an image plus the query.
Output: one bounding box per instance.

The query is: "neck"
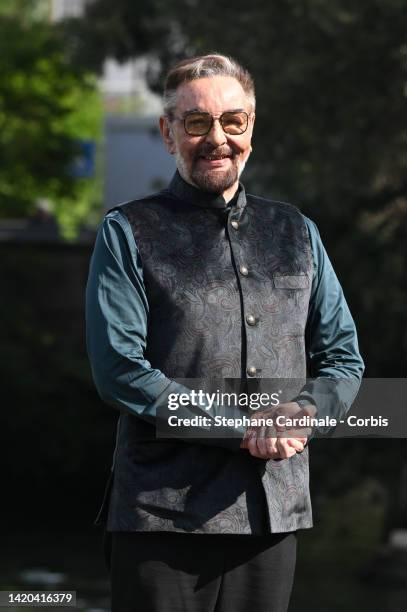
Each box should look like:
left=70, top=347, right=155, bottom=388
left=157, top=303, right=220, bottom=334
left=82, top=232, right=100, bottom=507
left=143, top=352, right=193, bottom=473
left=222, top=182, right=239, bottom=202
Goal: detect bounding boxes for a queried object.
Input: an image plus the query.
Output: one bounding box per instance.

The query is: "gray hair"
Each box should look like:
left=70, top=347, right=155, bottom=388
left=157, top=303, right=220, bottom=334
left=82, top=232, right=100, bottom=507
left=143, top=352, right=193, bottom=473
left=163, top=53, right=256, bottom=117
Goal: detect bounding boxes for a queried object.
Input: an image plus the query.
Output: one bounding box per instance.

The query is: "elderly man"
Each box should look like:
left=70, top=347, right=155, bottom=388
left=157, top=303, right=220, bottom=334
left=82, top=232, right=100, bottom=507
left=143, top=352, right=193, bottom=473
left=86, top=54, right=364, bottom=612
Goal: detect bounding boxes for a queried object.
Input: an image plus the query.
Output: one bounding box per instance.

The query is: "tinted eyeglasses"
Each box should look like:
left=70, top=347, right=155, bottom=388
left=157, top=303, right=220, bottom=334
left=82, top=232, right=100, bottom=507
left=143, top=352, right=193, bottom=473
left=174, top=110, right=250, bottom=136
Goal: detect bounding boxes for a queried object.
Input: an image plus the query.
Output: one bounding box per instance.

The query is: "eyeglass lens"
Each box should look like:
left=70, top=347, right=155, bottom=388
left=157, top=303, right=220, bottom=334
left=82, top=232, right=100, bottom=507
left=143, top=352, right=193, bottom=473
left=184, top=112, right=248, bottom=135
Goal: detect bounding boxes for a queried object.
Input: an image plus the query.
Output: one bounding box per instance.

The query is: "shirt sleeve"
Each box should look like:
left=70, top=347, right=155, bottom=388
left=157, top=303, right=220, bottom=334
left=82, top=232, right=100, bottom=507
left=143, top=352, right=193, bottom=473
left=294, top=216, right=365, bottom=425
left=85, top=209, right=242, bottom=450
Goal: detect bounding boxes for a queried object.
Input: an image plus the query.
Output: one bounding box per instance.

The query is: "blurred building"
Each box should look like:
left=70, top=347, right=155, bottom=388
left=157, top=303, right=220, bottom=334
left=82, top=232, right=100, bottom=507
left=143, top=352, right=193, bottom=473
left=50, top=0, right=175, bottom=207
left=50, top=0, right=88, bottom=20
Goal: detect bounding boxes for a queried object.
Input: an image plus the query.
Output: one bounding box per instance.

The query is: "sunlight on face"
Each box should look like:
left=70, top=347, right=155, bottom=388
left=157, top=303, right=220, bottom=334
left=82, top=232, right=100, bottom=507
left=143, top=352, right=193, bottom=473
left=164, top=76, right=255, bottom=200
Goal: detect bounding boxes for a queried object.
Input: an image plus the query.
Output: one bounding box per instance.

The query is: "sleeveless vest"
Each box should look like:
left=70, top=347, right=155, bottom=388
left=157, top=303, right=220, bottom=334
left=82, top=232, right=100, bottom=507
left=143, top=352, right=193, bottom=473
left=104, top=172, right=314, bottom=534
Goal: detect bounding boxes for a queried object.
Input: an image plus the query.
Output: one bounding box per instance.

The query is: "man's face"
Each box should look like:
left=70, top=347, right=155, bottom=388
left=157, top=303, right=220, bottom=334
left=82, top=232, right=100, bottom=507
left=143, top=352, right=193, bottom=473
left=160, top=76, right=255, bottom=200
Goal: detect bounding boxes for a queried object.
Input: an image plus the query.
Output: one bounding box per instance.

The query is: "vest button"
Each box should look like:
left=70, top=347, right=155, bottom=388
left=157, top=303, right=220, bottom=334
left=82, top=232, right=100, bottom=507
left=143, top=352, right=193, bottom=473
left=246, top=314, right=256, bottom=326
left=231, top=220, right=239, bottom=230
left=247, top=366, right=257, bottom=377
left=240, top=265, right=249, bottom=276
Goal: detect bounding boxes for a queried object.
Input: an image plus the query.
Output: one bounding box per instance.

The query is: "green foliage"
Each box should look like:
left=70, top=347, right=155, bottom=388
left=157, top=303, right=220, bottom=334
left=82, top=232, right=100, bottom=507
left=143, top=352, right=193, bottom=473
left=0, top=0, right=50, bottom=21
left=0, top=8, right=103, bottom=237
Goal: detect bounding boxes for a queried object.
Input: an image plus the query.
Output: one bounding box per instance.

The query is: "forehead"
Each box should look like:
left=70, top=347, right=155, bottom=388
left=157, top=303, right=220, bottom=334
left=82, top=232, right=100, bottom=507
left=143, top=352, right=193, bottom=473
left=175, top=76, right=249, bottom=114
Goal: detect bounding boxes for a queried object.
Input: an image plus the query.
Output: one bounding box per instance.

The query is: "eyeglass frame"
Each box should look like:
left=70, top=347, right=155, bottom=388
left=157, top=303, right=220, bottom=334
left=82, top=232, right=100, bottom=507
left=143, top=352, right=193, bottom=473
left=168, top=109, right=253, bottom=136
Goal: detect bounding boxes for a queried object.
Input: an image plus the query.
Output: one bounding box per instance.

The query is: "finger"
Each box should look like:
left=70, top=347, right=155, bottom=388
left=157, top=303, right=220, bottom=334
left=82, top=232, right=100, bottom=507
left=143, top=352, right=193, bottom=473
left=257, top=426, right=279, bottom=459
left=256, top=427, right=269, bottom=458
left=263, top=431, right=279, bottom=458
left=286, top=438, right=305, bottom=452
left=265, top=439, right=279, bottom=459
left=241, top=426, right=257, bottom=448
left=247, top=435, right=265, bottom=459
left=263, top=425, right=280, bottom=457
left=276, top=438, right=297, bottom=459
left=247, top=431, right=279, bottom=459
left=245, top=421, right=273, bottom=458
left=291, top=436, right=308, bottom=445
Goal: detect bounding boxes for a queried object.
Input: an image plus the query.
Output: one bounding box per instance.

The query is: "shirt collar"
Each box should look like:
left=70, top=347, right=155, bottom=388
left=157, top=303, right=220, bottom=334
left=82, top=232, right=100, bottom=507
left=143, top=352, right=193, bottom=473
left=168, top=170, right=247, bottom=212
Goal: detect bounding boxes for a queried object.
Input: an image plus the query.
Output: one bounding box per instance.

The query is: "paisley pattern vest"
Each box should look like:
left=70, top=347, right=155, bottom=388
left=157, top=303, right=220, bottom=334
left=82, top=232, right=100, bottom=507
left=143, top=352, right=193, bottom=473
left=104, top=172, right=314, bottom=534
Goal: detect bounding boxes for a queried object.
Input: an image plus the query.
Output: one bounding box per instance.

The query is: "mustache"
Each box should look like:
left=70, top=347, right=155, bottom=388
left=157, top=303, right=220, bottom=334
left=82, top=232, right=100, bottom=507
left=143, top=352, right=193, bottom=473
left=194, top=145, right=235, bottom=159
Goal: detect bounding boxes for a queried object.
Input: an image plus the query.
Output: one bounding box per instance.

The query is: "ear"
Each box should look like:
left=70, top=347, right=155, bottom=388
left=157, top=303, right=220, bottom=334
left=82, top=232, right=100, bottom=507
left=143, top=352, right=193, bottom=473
left=247, top=113, right=255, bottom=156
left=159, top=116, right=176, bottom=155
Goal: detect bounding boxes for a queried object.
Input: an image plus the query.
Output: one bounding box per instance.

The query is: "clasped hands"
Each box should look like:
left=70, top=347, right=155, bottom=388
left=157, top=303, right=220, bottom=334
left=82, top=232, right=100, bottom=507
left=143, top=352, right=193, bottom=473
left=240, top=401, right=316, bottom=460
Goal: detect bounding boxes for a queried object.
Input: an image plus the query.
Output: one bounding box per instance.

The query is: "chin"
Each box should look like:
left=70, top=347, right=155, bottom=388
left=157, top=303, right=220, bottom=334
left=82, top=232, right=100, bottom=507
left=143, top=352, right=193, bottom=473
left=193, top=171, right=237, bottom=194
left=190, top=162, right=238, bottom=193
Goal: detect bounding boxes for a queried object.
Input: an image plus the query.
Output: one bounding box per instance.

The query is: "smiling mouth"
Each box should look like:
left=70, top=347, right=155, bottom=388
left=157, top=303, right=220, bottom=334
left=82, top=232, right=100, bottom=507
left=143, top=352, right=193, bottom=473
left=196, top=146, right=234, bottom=161
left=201, top=154, right=230, bottom=160
left=198, top=153, right=233, bottom=163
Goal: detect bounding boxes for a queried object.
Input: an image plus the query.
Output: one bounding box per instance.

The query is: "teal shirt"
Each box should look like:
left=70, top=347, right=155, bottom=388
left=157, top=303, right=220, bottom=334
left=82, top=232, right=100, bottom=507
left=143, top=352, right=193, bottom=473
left=86, top=193, right=364, bottom=442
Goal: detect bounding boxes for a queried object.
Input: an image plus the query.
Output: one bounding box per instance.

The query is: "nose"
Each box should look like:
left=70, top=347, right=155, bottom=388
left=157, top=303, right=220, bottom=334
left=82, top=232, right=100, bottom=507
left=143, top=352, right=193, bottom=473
left=205, top=118, right=227, bottom=147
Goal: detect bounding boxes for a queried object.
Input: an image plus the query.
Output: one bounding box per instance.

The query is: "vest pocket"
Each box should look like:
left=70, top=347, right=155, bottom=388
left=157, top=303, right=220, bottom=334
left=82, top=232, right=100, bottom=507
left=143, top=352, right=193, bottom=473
left=272, top=274, right=310, bottom=289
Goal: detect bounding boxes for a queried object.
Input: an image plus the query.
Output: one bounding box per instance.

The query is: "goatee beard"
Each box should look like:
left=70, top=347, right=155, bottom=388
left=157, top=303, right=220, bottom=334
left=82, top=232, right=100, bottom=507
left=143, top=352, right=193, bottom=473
left=175, top=145, right=241, bottom=194
left=190, top=164, right=238, bottom=194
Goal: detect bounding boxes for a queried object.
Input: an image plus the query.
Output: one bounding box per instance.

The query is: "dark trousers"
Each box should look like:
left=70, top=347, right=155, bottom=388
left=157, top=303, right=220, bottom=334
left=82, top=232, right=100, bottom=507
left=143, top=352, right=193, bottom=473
left=108, top=531, right=297, bottom=612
